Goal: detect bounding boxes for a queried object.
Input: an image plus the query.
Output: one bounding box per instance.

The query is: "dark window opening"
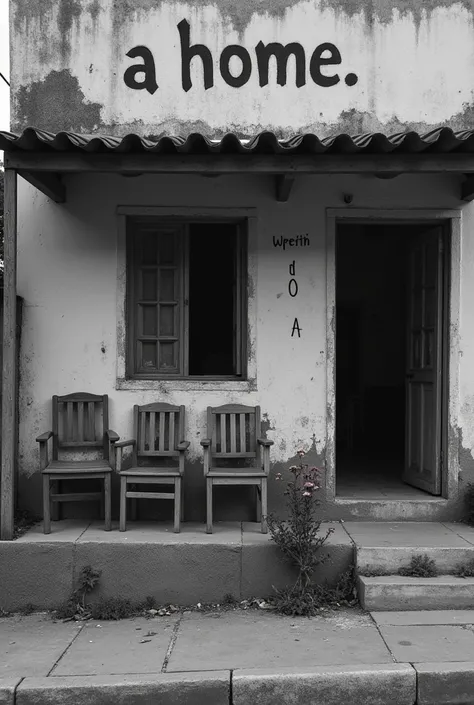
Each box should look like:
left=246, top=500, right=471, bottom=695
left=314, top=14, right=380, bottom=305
left=127, top=219, right=247, bottom=379
left=188, top=223, right=237, bottom=376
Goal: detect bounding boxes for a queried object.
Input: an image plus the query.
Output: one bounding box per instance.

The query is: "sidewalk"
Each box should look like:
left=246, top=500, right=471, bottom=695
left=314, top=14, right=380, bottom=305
left=2, top=607, right=474, bottom=704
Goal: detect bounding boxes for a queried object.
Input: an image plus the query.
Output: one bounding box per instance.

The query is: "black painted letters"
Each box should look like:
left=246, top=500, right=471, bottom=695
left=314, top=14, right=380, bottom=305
left=178, top=19, right=214, bottom=92
left=310, top=43, right=341, bottom=87
left=220, top=45, right=252, bottom=87
left=124, top=46, right=158, bottom=94
left=124, top=20, right=359, bottom=93
left=255, top=42, right=306, bottom=87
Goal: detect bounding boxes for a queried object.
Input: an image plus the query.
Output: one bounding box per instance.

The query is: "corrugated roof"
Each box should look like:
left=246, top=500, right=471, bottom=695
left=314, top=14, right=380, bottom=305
left=1, top=126, right=474, bottom=154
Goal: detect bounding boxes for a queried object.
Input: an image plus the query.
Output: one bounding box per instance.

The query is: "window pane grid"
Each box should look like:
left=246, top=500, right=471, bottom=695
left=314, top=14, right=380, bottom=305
left=129, top=220, right=247, bottom=379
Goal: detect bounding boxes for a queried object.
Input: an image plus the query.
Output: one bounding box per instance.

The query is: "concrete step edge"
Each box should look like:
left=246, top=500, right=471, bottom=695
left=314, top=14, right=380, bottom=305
left=232, top=663, right=416, bottom=705
left=356, top=546, right=474, bottom=573
left=14, top=671, right=231, bottom=705
left=414, top=662, right=474, bottom=705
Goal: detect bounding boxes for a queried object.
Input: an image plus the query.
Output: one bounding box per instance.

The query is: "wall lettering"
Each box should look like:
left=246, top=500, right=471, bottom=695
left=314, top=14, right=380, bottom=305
left=123, top=46, right=158, bottom=95
left=125, top=20, right=358, bottom=93
left=291, top=318, right=302, bottom=337
left=273, top=234, right=310, bottom=250
left=289, top=279, right=298, bottom=297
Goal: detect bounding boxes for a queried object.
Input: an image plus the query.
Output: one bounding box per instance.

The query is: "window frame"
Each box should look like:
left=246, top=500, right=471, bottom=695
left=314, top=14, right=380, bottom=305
left=125, top=215, right=249, bottom=381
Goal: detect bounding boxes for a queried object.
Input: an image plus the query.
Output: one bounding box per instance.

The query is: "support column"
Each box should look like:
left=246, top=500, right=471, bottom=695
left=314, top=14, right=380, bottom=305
left=1, top=168, right=18, bottom=540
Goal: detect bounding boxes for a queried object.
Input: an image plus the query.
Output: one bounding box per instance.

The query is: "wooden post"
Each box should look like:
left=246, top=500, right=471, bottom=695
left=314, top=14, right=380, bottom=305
left=1, top=169, right=18, bottom=540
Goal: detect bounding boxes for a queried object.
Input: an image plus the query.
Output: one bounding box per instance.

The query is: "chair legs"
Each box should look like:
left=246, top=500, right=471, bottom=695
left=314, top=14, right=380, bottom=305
left=43, top=474, right=51, bottom=534
left=174, top=477, right=181, bottom=533
left=261, top=479, right=268, bottom=534
left=206, top=478, right=213, bottom=534
left=104, top=474, right=112, bottom=531
left=120, top=476, right=127, bottom=532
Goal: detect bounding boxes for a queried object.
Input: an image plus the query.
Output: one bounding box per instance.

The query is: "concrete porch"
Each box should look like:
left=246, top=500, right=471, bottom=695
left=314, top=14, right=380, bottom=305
left=2, top=520, right=474, bottom=613
left=0, top=520, right=353, bottom=612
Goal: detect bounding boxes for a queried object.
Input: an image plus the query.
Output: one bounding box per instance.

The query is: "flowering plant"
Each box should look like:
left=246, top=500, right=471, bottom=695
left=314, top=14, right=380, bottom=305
left=268, top=449, right=334, bottom=615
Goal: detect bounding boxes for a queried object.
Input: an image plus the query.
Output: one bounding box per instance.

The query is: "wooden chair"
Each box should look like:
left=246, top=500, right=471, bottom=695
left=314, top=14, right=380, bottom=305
left=201, top=404, right=273, bottom=534
left=37, top=393, right=119, bottom=534
left=114, top=403, right=189, bottom=533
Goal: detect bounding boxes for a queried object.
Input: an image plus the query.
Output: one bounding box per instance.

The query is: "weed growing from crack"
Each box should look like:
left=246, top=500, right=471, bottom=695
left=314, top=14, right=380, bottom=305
left=398, top=554, right=438, bottom=578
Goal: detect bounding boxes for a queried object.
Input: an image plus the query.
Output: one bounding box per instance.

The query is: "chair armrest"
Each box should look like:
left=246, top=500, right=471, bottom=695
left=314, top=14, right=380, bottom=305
left=257, top=438, right=274, bottom=447
left=177, top=441, right=190, bottom=451
left=36, top=431, right=53, bottom=443
left=114, top=439, right=136, bottom=448
left=106, top=430, right=120, bottom=442
left=200, top=439, right=211, bottom=448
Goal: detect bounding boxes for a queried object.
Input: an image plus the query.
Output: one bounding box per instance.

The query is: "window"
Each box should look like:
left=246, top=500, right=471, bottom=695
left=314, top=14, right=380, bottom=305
left=127, top=218, right=247, bottom=379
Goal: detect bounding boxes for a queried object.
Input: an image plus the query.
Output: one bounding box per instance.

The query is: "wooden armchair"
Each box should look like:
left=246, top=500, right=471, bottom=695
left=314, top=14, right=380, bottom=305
left=201, top=404, right=273, bottom=534
left=37, top=393, right=119, bottom=534
left=114, top=403, right=189, bottom=533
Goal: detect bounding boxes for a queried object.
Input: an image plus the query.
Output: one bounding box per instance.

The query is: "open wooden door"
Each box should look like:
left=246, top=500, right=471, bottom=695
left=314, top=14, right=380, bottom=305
left=403, top=226, right=445, bottom=494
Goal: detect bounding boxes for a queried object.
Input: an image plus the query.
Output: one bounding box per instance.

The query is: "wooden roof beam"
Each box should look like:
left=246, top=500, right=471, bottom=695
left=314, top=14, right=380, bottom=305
left=276, top=174, right=295, bottom=201
left=17, top=170, right=66, bottom=203
left=461, top=174, right=474, bottom=201
left=6, top=152, right=474, bottom=175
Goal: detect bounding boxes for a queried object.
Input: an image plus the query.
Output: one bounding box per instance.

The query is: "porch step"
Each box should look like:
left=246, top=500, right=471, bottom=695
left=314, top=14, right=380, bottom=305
left=358, top=575, right=474, bottom=611
left=356, top=546, right=474, bottom=574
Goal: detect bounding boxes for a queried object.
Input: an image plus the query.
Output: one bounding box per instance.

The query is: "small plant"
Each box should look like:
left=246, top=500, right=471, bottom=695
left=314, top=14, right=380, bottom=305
left=454, top=558, right=474, bottom=578
left=464, top=483, right=474, bottom=526
left=272, top=567, right=358, bottom=615
left=90, top=597, right=136, bottom=620
left=267, top=450, right=334, bottom=616
left=398, top=554, right=438, bottom=578
left=223, top=593, right=239, bottom=606
left=55, top=565, right=102, bottom=620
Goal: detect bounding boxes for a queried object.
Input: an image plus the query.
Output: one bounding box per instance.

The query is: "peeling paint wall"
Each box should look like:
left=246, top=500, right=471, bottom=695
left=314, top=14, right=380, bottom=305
left=9, top=0, right=474, bottom=136
left=14, top=172, right=474, bottom=521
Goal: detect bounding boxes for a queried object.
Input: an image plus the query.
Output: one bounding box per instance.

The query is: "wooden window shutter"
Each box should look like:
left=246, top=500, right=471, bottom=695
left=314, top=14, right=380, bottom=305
left=131, top=223, right=185, bottom=376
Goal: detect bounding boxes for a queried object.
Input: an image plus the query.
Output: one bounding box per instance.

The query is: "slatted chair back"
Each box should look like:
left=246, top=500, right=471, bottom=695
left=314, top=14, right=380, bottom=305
left=207, top=404, right=261, bottom=464
left=134, top=403, right=185, bottom=462
left=52, top=393, right=109, bottom=461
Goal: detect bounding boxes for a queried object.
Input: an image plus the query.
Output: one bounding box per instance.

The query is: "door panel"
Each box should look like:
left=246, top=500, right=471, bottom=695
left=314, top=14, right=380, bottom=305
left=403, top=227, right=444, bottom=494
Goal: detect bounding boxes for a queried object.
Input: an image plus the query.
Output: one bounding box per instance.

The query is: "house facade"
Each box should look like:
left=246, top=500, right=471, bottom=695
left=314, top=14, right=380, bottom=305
left=2, top=0, right=474, bottom=536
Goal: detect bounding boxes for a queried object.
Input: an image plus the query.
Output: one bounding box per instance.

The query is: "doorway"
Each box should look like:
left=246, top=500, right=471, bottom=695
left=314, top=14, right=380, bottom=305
left=335, top=222, right=449, bottom=499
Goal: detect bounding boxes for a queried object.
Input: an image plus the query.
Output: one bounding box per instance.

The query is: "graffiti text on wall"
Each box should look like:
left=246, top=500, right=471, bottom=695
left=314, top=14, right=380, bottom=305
left=124, top=20, right=359, bottom=94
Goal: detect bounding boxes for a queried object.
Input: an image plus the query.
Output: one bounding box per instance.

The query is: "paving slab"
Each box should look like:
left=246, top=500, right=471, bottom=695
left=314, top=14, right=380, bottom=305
left=377, top=624, right=474, bottom=662
left=344, top=522, right=472, bottom=547
left=0, top=678, right=21, bottom=705
left=415, top=661, right=474, bottom=705
left=15, top=522, right=90, bottom=543
left=0, top=615, right=80, bottom=677
left=232, top=663, right=416, bottom=705
left=442, top=523, right=474, bottom=546
left=52, top=617, right=178, bottom=676
left=16, top=672, right=230, bottom=705
left=166, top=609, right=393, bottom=672
left=78, top=521, right=242, bottom=544
left=372, top=610, right=474, bottom=626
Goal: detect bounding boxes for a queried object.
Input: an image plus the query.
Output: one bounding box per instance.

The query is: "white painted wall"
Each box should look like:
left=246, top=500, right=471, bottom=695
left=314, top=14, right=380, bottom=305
left=15, top=172, right=474, bottom=517
left=10, top=0, right=474, bottom=136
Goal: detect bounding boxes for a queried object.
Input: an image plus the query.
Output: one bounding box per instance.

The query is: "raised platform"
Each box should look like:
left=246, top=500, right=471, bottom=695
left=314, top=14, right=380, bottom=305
left=0, top=521, right=353, bottom=612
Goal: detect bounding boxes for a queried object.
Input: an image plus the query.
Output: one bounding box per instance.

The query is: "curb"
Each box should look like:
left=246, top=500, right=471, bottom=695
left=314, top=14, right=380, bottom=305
left=415, top=662, right=474, bottom=705
left=232, top=663, right=416, bottom=705
left=15, top=672, right=230, bottom=705
left=0, top=679, right=22, bottom=705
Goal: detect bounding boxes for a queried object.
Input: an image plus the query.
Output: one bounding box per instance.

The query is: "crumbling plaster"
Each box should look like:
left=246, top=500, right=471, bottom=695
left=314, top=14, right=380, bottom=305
left=13, top=171, right=474, bottom=521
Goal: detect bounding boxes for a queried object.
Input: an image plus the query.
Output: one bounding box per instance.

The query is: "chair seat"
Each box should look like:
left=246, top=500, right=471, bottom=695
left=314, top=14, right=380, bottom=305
left=208, top=469, right=266, bottom=478
left=120, top=466, right=181, bottom=477
left=44, top=459, right=111, bottom=474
